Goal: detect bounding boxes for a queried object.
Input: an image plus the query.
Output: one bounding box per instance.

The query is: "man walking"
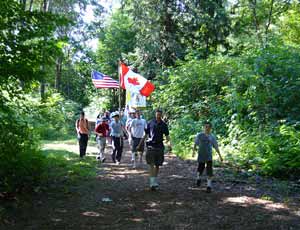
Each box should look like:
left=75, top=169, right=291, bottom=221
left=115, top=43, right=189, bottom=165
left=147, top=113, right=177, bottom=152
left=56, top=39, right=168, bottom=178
left=141, top=109, right=171, bottom=190
left=110, top=112, right=124, bottom=164
left=129, top=110, right=147, bottom=168
left=75, top=111, right=89, bottom=158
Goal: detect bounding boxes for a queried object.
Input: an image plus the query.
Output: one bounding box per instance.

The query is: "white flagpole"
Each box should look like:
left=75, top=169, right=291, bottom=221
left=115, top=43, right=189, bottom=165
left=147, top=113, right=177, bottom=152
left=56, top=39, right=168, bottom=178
left=118, top=60, right=121, bottom=113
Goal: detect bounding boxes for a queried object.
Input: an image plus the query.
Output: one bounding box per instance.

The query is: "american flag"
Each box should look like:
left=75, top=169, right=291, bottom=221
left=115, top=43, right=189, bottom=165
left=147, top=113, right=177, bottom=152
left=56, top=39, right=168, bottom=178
left=91, top=70, right=119, bottom=88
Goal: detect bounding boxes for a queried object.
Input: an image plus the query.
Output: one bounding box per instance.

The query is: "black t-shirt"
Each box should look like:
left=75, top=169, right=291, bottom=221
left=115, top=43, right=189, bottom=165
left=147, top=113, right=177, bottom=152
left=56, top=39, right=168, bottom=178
left=146, top=119, right=169, bottom=148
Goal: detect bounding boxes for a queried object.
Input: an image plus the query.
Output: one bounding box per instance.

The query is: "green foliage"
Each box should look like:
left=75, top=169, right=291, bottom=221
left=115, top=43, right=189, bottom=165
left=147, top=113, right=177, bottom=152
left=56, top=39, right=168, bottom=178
left=0, top=83, right=80, bottom=193
left=0, top=0, right=67, bottom=84
left=123, top=0, right=230, bottom=77
left=43, top=149, right=97, bottom=184
left=169, top=115, right=204, bottom=158
left=0, top=88, right=44, bottom=193
left=95, top=10, right=137, bottom=109
left=279, top=2, right=300, bottom=45
left=225, top=125, right=300, bottom=178
left=97, top=10, right=137, bottom=75
left=157, top=39, right=300, bottom=178
left=31, top=93, right=80, bottom=140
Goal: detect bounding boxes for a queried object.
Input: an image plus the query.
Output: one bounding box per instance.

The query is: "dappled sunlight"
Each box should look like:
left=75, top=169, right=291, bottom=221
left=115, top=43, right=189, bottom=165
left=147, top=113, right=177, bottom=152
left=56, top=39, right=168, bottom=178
left=131, top=218, right=144, bottom=222
left=82, top=211, right=102, bottom=217
left=51, top=218, right=62, bottom=222
left=144, top=208, right=160, bottom=213
left=167, top=174, right=186, bottom=179
left=223, top=196, right=288, bottom=211
left=148, top=201, right=159, bottom=208
left=74, top=161, right=93, bottom=166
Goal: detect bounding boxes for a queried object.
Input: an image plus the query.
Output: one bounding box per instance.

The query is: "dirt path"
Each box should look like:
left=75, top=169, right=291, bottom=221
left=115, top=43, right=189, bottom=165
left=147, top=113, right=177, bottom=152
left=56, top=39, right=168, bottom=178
left=3, top=141, right=300, bottom=230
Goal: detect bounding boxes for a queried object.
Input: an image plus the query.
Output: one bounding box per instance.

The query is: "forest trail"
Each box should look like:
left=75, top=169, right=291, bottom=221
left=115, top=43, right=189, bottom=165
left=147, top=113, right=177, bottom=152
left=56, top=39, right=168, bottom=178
left=3, top=140, right=300, bottom=230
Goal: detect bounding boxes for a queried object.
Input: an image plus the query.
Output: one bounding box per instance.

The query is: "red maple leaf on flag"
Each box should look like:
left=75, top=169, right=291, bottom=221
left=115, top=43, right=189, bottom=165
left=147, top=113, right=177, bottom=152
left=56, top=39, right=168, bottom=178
left=128, top=77, right=140, bottom=85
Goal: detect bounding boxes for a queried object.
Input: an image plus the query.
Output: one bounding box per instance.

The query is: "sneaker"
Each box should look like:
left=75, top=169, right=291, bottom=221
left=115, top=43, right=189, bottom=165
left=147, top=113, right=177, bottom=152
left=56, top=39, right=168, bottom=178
left=206, top=187, right=212, bottom=193
left=111, top=156, right=116, bottom=163
left=132, top=160, right=136, bottom=169
left=96, top=156, right=101, bottom=160
left=101, top=158, right=106, bottom=163
left=150, top=185, right=158, bottom=191
left=116, top=161, right=120, bottom=165
left=196, top=179, right=201, bottom=187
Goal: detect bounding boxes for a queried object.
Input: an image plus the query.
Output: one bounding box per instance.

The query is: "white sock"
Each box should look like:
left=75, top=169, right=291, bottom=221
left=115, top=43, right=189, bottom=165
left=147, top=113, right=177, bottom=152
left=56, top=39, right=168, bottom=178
left=197, top=173, right=201, bottom=180
left=207, top=179, right=212, bottom=187
left=150, top=177, right=155, bottom=186
left=131, top=152, right=136, bottom=162
left=154, top=177, right=159, bottom=186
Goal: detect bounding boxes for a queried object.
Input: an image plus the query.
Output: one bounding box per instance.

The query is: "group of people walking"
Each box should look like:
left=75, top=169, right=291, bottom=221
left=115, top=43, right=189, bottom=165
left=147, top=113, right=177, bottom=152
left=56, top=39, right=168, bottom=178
left=76, top=109, right=222, bottom=192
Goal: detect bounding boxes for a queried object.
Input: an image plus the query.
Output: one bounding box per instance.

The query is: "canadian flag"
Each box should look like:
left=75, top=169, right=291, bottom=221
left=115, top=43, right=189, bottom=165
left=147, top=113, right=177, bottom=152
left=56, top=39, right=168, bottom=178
left=119, top=62, right=155, bottom=97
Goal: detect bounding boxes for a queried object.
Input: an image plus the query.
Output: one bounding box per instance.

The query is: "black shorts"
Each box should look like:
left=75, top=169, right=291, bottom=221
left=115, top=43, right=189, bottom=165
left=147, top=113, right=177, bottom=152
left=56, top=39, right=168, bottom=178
left=146, top=146, right=164, bottom=166
left=131, top=137, right=144, bottom=152
left=198, top=161, right=213, bottom=177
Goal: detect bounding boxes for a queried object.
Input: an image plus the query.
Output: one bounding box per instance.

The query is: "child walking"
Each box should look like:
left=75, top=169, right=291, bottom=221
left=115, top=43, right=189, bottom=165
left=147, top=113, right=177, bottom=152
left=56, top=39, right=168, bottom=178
left=192, top=121, right=223, bottom=193
left=94, top=117, right=109, bottom=162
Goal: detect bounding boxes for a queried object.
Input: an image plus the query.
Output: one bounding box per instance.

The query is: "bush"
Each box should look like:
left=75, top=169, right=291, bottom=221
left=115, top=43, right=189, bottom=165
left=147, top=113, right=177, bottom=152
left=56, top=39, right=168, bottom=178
left=225, top=124, right=300, bottom=178
left=0, top=102, right=45, bottom=193
left=0, top=89, right=80, bottom=193
left=28, top=93, right=80, bottom=140
left=155, top=40, right=300, bottom=178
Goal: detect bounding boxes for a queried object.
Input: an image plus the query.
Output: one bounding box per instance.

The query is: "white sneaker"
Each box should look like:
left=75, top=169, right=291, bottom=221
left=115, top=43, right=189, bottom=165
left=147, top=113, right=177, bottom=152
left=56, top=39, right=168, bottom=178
left=132, top=160, right=136, bottom=169
left=153, top=178, right=159, bottom=188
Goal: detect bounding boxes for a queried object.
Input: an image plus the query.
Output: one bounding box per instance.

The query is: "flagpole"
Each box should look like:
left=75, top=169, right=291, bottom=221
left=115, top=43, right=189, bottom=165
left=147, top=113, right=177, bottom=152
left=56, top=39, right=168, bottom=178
left=118, top=60, right=121, bottom=113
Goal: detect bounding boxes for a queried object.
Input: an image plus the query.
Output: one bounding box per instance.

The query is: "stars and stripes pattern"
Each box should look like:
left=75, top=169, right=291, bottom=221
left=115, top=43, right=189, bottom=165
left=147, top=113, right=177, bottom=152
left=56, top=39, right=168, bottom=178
left=91, top=70, right=119, bottom=89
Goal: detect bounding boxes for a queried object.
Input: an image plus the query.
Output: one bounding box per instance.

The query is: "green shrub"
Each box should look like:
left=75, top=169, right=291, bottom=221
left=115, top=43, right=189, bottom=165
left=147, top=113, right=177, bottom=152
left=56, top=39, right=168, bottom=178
left=0, top=104, right=45, bottom=193
left=28, top=93, right=80, bottom=140
left=155, top=40, right=300, bottom=178
left=225, top=124, right=300, bottom=178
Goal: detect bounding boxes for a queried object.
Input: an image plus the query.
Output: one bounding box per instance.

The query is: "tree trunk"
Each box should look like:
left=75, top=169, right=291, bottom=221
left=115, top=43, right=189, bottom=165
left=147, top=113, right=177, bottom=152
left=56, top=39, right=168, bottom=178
left=249, top=0, right=261, bottom=42
left=40, top=0, right=48, bottom=101
left=55, top=58, right=62, bottom=90
left=265, top=0, right=275, bottom=43
left=29, top=0, right=34, bottom=11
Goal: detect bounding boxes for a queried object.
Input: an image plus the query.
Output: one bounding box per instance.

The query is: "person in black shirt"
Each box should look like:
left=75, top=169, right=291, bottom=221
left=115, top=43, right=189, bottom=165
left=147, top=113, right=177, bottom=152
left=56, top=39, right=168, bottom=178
left=139, top=109, right=171, bottom=190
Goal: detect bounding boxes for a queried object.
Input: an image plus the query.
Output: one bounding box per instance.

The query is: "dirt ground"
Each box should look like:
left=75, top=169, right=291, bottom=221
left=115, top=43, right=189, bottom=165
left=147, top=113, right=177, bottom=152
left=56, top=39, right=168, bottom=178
left=2, top=141, right=300, bottom=230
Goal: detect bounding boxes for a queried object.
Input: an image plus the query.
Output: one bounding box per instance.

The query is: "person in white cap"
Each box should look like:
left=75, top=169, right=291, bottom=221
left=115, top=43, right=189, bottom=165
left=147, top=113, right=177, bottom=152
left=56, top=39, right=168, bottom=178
left=110, top=112, right=124, bottom=164
left=129, top=110, right=147, bottom=168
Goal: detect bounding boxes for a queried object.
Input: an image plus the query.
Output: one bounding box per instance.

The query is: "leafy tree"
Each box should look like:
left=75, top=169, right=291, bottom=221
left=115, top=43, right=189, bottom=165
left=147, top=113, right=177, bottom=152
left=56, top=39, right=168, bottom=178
left=279, top=1, right=300, bottom=45
left=96, top=9, right=137, bottom=109
left=123, top=0, right=231, bottom=79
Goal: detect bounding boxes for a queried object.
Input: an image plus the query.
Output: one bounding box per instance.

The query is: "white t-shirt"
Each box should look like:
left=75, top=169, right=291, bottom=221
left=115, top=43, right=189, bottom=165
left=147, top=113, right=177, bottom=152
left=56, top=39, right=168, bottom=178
left=130, top=118, right=147, bottom=138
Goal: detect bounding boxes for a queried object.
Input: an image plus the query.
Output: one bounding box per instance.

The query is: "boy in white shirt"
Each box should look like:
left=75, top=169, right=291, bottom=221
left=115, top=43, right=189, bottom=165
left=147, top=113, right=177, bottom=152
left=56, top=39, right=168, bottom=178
left=129, top=110, right=147, bottom=168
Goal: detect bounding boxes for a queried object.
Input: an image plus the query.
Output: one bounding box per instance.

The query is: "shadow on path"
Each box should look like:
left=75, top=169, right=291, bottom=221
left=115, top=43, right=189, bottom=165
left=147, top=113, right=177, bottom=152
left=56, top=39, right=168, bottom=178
left=2, top=140, right=300, bottom=230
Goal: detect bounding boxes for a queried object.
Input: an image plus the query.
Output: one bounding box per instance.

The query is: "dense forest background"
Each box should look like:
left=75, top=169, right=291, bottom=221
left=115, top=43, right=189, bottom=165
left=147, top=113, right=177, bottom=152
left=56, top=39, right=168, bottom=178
left=1, top=0, right=300, bottom=194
